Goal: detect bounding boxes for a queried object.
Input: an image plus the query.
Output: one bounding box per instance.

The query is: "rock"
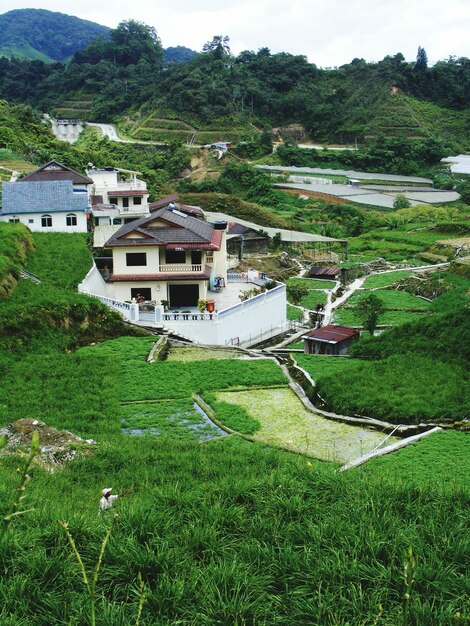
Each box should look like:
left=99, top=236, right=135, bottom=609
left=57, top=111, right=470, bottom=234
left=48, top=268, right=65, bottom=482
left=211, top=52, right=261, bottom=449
left=0, top=419, right=95, bottom=471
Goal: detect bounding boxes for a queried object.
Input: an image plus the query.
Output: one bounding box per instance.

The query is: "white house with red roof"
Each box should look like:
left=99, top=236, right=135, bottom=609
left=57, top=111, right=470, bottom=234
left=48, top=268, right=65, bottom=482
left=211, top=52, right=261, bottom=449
left=102, top=205, right=227, bottom=307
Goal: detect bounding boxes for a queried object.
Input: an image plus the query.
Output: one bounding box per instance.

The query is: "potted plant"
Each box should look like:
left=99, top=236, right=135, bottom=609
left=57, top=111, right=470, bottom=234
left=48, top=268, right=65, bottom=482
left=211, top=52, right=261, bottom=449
left=197, top=299, right=207, bottom=317
left=160, top=299, right=169, bottom=311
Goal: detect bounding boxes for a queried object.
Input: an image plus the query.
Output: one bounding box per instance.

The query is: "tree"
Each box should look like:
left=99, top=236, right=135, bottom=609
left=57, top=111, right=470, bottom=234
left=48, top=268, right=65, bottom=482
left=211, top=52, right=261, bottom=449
left=393, top=194, right=411, bottom=209
left=355, top=294, right=385, bottom=335
left=286, top=284, right=309, bottom=305
left=202, top=35, right=231, bottom=60
left=415, top=46, right=428, bottom=72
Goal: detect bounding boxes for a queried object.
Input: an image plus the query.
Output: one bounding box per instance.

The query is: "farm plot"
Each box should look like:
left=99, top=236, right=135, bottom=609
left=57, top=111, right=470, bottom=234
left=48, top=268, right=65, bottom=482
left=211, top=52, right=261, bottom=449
left=362, top=270, right=414, bottom=289
left=215, top=387, right=399, bottom=464
left=120, top=399, right=224, bottom=441
left=333, top=288, right=431, bottom=326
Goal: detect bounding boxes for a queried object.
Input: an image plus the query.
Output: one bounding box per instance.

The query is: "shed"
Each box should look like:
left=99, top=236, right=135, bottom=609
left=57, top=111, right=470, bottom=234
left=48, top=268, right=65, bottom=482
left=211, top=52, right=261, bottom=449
left=307, top=266, right=341, bottom=280
left=301, top=325, right=359, bottom=355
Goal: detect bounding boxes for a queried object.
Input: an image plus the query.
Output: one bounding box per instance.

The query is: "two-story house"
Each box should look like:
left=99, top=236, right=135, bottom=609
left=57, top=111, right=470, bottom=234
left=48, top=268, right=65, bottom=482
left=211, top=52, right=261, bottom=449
left=86, top=166, right=150, bottom=226
left=103, top=205, right=227, bottom=307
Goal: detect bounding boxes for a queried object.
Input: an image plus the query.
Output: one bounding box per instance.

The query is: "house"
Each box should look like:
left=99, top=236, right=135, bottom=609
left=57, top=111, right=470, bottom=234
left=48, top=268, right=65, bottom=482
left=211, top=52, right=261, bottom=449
left=0, top=180, right=90, bottom=232
left=301, top=325, right=360, bottom=355
left=103, top=204, right=228, bottom=307
left=86, top=166, right=150, bottom=226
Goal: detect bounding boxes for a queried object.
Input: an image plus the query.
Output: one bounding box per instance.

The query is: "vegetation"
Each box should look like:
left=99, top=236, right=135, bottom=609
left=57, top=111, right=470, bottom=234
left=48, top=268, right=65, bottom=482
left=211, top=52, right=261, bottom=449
left=0, top=9, right=110, bottom=62
left=355, top=292, right=386, bottom=333
left=0, top=228, right=469, bottom=624
left=299, top=309, right=470, bottom=423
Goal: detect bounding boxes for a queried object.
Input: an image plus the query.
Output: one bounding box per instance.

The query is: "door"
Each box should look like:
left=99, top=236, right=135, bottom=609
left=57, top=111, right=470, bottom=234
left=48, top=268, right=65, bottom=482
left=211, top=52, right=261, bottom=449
left=169, top=284, right=199, bottom=308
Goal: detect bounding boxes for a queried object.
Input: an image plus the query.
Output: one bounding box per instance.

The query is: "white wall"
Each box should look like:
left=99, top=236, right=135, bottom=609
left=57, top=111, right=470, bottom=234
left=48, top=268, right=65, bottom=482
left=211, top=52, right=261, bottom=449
left=162, top=285, right=287, bottom=346
left=78, top=264, right=109, bottom=297
left=113, top=246, right=160, bottom=274
left=0, top=211, right=88, bottom=233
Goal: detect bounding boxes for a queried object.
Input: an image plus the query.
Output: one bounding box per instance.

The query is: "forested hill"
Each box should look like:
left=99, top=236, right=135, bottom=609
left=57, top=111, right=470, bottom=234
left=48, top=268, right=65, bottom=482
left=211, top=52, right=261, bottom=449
left=0, top=10, right=197, bottom=66
left=0, top=18, right=468, bottom=146
left=0, top=9, right=110, bottom=62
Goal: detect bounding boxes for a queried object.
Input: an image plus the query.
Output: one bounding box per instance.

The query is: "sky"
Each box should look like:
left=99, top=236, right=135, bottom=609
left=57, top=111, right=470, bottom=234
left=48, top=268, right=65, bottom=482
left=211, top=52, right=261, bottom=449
left=2, top=0, right=470, bottom=67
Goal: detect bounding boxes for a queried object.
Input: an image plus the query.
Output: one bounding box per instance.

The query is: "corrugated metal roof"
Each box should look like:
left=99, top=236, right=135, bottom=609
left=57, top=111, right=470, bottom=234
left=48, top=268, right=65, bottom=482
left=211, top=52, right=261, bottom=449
left=302, top=325, right=359, bottom=344
left=107, top=190, right=148, bottom=197
left=308, top=266, right=341, bottom=277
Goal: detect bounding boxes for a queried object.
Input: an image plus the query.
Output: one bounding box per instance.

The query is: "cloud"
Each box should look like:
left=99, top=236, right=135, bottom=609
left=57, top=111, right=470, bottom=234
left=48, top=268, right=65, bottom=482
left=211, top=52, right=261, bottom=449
left=1, top=0, right=469, bottom=65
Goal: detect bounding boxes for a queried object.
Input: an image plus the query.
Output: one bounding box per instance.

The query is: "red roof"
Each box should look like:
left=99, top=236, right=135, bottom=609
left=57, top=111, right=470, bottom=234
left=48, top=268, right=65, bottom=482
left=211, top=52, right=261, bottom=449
left=109, top=271, right=211, bottom=282
left=165, top=229, right=222, bottom=251
left=308, top=266, right=341, bottom=277
left=302, top=325, right=359, bottom=344
left=107, top=190, right=148, bottom=197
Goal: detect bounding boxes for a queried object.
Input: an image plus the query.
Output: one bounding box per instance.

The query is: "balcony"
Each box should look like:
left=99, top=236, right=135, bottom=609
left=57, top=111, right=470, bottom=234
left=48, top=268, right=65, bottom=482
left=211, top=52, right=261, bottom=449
left=113, top=180, right=147, bottom=191
left=158, top=264, right=203, bottom=273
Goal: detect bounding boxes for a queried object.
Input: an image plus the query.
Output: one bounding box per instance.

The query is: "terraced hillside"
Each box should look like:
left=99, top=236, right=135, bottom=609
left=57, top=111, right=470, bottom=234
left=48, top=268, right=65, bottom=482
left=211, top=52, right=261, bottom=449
left=365, top=94, right=469, bottom=144
left=124, top=110, right=260, bottom=145
left=52, top=96, right=94, bottom=120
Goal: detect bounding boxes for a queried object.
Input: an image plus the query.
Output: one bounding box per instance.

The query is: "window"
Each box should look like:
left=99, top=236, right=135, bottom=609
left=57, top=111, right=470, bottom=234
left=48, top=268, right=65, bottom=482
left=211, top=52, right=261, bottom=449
left=191, top=251, right=202, bottom=264
left=165, top=250, right=186, bottom=264
left=131, top=287, right=152, bottom=301
left=41, top=214, right=52, bottom=228
left=9, top=216, right=20, bottom=223
left=126, top=252, right=147, bottom=266
left=109, top=197, right=118, bottom=205
left=133, top=196, right=142, bottom=205
left=66, top=213, right=77, bottom=226
left=122, top=197, right=129, bottom=209
left=28, top=219, right=34, bottom=224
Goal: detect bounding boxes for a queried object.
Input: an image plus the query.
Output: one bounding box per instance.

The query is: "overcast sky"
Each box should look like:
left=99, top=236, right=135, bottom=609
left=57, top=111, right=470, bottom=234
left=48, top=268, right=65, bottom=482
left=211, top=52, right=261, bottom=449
left=2, top=0, right=470, bottom=67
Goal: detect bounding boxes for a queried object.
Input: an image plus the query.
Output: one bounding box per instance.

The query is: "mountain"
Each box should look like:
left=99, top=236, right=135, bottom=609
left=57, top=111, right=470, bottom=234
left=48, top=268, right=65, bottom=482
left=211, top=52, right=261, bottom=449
left=0, top=9, right=198, bottom=66
left=0, top=9, right=110, bottom=62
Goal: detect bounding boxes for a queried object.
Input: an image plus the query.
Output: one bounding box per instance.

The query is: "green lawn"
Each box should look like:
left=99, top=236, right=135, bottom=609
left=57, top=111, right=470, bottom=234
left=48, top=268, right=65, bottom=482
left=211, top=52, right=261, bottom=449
left=286, top=277, right=336, bottom=289
left=295, top=354, right=363, bottom=381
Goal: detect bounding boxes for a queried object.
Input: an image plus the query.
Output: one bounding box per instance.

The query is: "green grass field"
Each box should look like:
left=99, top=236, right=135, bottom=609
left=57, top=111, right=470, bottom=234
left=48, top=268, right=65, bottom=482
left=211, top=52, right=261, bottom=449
left=0, top=231, right=469, bottom=625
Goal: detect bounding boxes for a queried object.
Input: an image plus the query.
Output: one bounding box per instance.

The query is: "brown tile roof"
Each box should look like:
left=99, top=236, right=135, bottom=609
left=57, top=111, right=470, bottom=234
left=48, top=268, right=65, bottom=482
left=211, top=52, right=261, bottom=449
left=104, top=207, right=220, bottom=250
left=301, top=325, right=359, bottom=344
left=149, top=194, right=180, bottom=211
left=107, top=190, right=148, bottom=197
left=19, top=160, right=93, bottom=185
left=109, top=270, right=211, bottom=282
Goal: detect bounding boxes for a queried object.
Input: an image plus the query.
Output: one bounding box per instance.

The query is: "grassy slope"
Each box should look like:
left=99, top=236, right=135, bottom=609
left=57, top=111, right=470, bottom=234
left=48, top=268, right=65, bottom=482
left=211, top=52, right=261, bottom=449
left=0, top=232, right=469, bottom=624
left=302, top=309, right=470, bottom=423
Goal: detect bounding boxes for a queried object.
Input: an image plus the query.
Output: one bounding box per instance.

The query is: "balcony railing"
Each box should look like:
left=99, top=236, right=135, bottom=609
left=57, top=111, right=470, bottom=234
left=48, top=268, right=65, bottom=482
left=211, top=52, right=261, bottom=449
left=159, top=264, right=203, bottom=273
left=113, top=180, right=147, bottom=190
left=205, top=255, right=214, bottom=264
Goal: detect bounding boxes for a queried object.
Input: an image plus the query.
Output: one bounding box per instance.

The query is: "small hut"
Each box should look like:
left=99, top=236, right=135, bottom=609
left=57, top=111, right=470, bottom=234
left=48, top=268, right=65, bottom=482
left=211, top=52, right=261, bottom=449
left=301, top=325, right=359, bottom=355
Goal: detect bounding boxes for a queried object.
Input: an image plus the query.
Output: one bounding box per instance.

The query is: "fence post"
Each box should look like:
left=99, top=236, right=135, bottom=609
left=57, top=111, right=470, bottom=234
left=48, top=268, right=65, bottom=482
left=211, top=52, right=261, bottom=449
left=129, top=302, right=140, bottom=322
